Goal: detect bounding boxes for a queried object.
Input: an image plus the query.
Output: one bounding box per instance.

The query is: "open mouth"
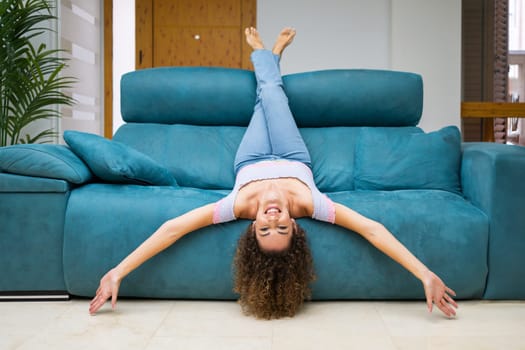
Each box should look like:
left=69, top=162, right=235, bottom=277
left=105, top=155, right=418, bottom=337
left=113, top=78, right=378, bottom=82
left=265, top=206, right=281, bottom=214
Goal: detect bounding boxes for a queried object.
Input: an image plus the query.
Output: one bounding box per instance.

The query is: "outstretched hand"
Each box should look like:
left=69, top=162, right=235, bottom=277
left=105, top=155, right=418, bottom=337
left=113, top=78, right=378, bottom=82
left=89, top=268, right=122, bottom=315
left=421, top=270, right=458, bottom=317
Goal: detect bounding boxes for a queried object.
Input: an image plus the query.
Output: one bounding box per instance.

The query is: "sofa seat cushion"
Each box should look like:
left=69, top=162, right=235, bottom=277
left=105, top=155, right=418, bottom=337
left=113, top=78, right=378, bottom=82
left=63, top=184, right=242, bottom=299
left=64, top=185, right=488, bottom=300
left=309, top=190, right=489, bottom=299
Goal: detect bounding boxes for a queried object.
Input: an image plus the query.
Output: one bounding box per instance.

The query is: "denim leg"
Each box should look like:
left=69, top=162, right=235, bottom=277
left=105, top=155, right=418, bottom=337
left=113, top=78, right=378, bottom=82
left=233, top=50, right=311, bottom=173
left=233, top=102, right=271, bottom=173
left=252, top=50, right=312, bottom=167
left=233, top=51, right=279, bottom=173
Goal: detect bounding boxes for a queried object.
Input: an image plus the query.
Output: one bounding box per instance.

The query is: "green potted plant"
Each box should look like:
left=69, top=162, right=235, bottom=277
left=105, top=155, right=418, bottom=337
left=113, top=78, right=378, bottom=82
left=0, top=0, right=75, bottom=146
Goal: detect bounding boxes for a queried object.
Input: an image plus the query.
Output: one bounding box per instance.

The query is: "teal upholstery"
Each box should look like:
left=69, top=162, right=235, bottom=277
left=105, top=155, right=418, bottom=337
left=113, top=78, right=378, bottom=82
left=121, top=67, right=423, bottom=127
left=0, top=174, right=69, bottom=293
left=354, top=126, right=462, bottom=194
left=121, top=67, right=256, bottom=125
left=0, top=172, right=70, bottom=192
left=309, top=190, right=488, bottom=299
left=0, top=144, right=92, bottom=184
left=63, top=184, right=237, bottom=298
left=282, top=69, right=423, bottom=127
left=63, top=185, right=487, bottom=299
left=113, top=124, right=242, bottom=189
left=1, top=66, right=524, bottom=301
left=461, top=143, right=525, bottom=299
left=64, top=130, right=177, bottom=186
left=113, top=124, right=423, bottom=192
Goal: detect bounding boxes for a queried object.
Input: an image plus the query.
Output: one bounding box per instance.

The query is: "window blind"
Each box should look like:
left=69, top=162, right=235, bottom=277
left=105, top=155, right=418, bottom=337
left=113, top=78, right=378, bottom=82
left=59, top=0, right=103, bottom=136
left=493, top=0, right=508, bottom=143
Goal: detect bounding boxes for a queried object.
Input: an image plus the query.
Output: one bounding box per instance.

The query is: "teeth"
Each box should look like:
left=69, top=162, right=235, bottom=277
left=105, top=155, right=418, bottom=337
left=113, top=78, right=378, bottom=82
left=266, top=208, right=280, bottom=214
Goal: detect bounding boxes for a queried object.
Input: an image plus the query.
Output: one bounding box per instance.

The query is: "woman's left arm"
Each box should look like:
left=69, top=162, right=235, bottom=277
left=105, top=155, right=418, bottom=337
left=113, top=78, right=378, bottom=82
left=333, top=202, right=458, bottom=317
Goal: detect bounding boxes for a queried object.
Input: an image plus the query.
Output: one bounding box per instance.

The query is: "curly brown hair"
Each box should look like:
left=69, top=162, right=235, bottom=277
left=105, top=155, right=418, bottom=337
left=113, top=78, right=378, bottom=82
left=233, top=222, right=316, bottom=319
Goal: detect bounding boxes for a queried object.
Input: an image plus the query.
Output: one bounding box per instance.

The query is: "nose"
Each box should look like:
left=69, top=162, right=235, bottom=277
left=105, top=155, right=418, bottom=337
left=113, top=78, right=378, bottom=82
left=266, top=212, right=280, bottom=222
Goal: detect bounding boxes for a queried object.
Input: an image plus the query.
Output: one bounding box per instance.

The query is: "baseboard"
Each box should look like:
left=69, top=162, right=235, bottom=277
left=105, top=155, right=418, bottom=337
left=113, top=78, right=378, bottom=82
left=0, top=291, right=70, bottom=302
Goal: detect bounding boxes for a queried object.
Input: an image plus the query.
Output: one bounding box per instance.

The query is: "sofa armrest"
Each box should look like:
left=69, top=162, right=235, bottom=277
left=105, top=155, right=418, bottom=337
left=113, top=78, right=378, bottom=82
left=0, top=144, right=92, bottom=185
left=0, top=172, right=71, bottom=193
left=0, top=172, right=70, bottom=293
left=461, top=142, right=525, bottom=299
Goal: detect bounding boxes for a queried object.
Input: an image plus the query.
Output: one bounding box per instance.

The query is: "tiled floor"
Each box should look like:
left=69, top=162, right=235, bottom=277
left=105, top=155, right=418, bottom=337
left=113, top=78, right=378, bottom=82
left=1, top=299, right=524, bottom=350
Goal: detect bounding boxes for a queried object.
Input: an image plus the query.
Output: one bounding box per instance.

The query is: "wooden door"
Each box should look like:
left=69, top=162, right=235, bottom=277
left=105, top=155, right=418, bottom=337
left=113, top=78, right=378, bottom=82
left=136, top=0, right=256, bottom=70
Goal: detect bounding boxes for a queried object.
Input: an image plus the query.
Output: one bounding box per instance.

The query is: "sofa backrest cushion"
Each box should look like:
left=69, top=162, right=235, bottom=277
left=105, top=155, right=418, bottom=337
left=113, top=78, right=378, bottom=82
left=283, top=69, right=423, bottom=127
left=114, top=124, right=241, bottom=189
left=121, top=67, right=256, bottom=126
left=117, top=66, right=427, bottom=191
left=354, top=126, right=462, bottom=194
left=113, top=123, right=422, bottom=191
left=121, top=67, right=423, bottom=127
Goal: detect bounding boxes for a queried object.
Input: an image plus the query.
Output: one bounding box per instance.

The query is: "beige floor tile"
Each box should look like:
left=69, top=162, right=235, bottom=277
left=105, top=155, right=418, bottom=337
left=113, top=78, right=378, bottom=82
left=0, top=300, right=74, bottom=350
left=2, top=299, right=172, bottom=350
left=271, top=301, right=388, bottom=338
left=0, top=300, right=74, bottom=330
left=147, top=336, right=272, bottom=350
left=272, top=334, right=397, bottom=350
left=2, top=299, right=525, bottom=350
left=428, top=336, right=525, bottom=350
left=392, top=336, right=525, bottom=350
left=375, top=300, right=445, bottom=337
left=271, top=302, right=395, bottom=350
left=377, top=300, right=525, bottom=338
left=391, top=336, right=430, bottom=350
left=15, top=332, right=153, bottom=350
left=50, top=299, right=174, bottom=336
left=154, top=300, right=273, bottom=338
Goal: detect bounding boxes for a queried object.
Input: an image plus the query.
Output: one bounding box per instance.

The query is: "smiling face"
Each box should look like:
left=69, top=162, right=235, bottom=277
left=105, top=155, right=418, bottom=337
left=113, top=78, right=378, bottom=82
left=251, top=183, right=297, bottom=252
left=253, top=200, right=295, bottom=253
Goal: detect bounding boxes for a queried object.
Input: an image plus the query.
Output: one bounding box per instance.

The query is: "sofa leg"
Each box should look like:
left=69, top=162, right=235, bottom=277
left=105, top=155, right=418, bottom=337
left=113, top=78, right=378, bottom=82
left=0, top=291, right=70, bottom=302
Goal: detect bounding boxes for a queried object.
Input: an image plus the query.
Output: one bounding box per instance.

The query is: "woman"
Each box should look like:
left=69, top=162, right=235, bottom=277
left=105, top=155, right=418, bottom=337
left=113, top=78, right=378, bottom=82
left=89, top=27, right=458, bottom=319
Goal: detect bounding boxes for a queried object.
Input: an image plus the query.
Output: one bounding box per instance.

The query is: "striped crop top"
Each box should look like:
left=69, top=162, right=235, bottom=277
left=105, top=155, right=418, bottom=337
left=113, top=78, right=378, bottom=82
left=213, top=160, right=336, bottom=224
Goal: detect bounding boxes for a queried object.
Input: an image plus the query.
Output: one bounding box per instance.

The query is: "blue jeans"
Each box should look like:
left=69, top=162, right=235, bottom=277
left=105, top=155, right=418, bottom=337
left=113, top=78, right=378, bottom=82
left=234, top=50, right=312, bottom=174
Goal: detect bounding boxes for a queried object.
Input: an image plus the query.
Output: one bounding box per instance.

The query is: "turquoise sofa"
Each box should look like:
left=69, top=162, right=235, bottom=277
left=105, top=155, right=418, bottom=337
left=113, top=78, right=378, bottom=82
left=1, top=67, right=524, bottom=301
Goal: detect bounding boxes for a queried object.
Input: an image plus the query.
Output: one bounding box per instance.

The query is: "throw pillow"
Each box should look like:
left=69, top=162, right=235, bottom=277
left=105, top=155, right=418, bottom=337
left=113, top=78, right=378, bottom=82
left=354, top=126, right=462, bottom=194
left=63, top=131, right=177, bottom=186
left=0, top=144, right=92, bottom=184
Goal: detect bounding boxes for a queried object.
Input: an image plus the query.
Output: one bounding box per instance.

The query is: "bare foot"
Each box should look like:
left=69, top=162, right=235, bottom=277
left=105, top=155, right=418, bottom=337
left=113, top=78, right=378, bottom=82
left=245, top=27, right=264, bottom=50
left=272, top=27, right=296, bottom=56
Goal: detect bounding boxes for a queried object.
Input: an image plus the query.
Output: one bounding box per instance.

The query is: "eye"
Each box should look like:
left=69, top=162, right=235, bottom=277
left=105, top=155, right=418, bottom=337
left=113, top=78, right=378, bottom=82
left=278, top=226, right=288, bottom=230
left=258, top=227, right=270, bottom=237
left=259, top=227, right=269, bottom=233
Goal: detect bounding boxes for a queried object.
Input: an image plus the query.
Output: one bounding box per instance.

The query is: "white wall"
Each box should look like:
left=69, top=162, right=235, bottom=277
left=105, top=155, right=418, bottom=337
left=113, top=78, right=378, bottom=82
left=390, top=0, right=461, bottom=132
left=112, top=0, right=461, bottom=132
left=257, top=0, right=392, bottom=73
left=112, top=0, right=135, bottom=133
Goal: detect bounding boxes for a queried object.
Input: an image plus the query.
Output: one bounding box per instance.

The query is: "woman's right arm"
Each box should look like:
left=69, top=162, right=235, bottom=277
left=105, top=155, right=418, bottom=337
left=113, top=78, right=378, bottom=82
left=88, top=203, right=215, bottom=315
